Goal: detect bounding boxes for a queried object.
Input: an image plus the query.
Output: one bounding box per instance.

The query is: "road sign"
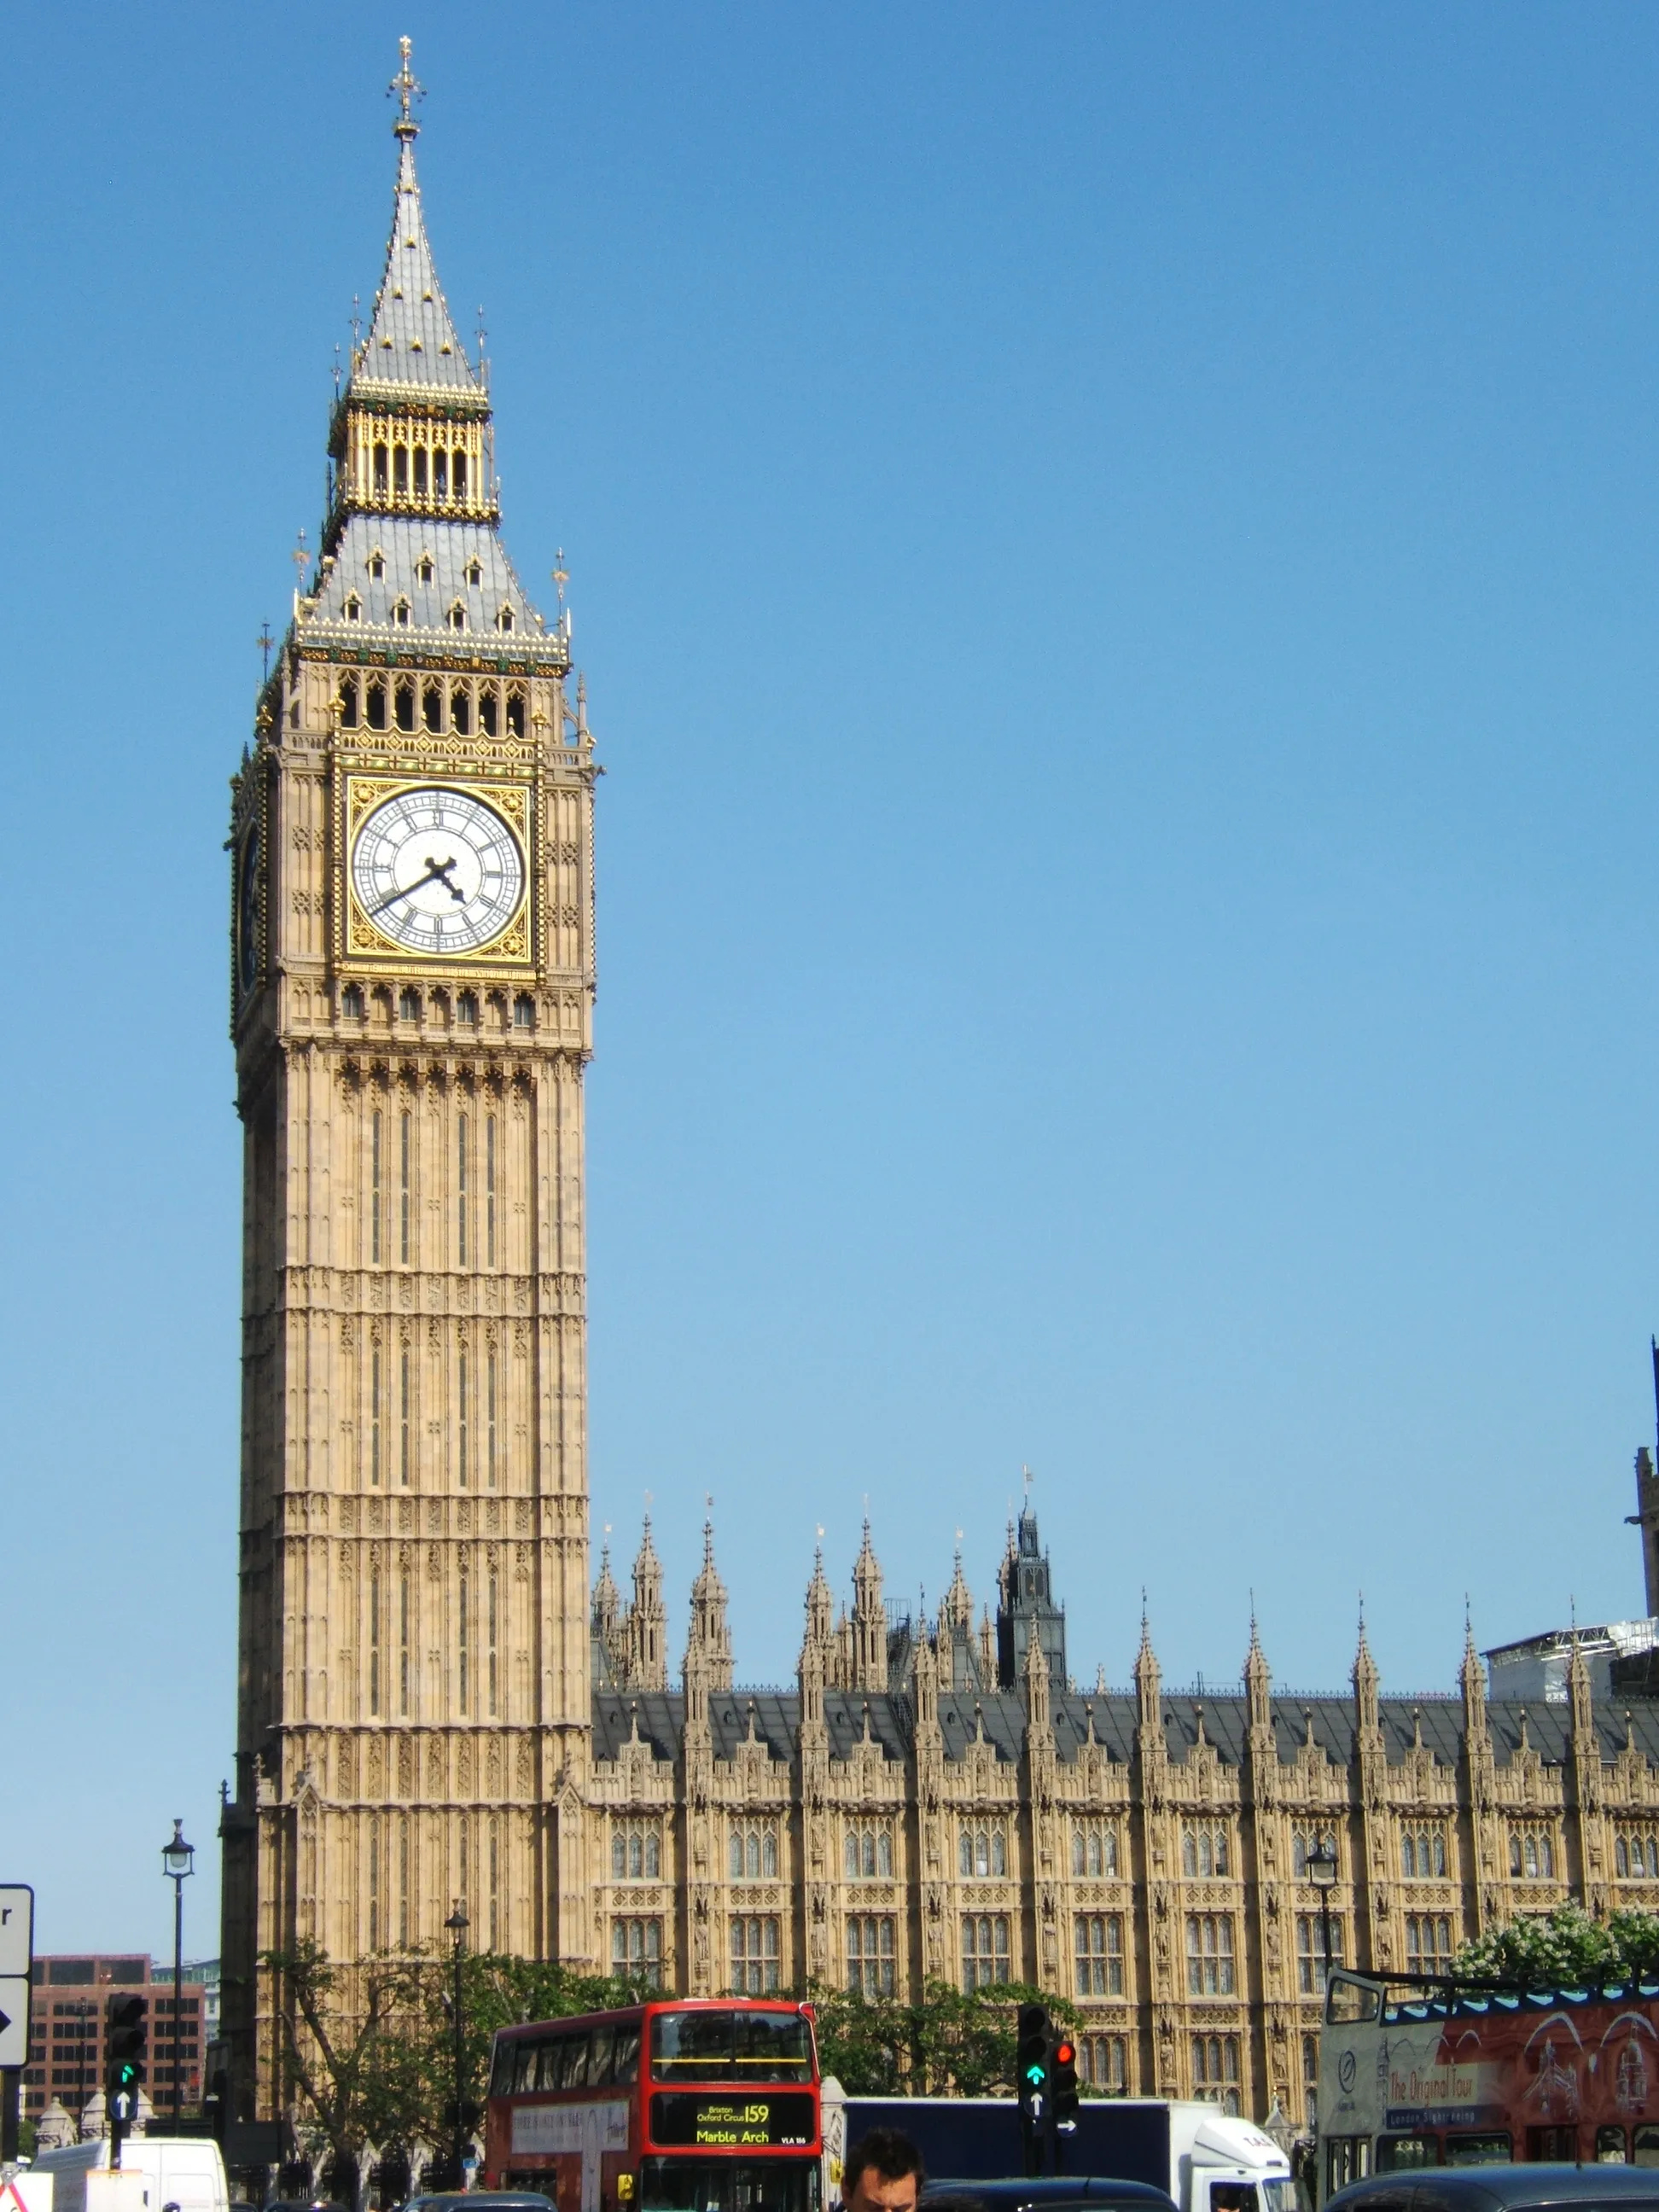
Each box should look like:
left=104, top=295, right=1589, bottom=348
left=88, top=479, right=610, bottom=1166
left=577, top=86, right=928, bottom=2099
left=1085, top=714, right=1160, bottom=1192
left=0, top=1972, right=28, bottom=2067
left=0, top=1885, right=33, bottom=1979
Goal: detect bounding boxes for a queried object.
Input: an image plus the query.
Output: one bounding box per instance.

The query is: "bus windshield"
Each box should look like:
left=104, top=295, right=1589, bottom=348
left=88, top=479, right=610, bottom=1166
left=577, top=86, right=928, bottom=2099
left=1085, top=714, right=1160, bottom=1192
left=641, top=2157, right=819, bottom=2212
left=650, top=2011, right=814, bottom=2082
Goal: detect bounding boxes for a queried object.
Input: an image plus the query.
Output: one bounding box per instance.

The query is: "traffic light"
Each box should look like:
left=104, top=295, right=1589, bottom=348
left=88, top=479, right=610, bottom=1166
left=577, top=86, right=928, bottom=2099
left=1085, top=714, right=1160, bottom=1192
left=1052, top=2030, right=1080, bottom=2128
left=1017, top=2003, right=1055, bottom=2178
left=107, top=1993, right=148, bottom=2088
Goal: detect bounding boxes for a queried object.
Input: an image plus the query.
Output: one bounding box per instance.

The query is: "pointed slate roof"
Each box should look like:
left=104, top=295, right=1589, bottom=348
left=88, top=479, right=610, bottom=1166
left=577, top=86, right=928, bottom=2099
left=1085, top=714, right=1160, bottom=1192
left=358, top=134, right=477, bottom=393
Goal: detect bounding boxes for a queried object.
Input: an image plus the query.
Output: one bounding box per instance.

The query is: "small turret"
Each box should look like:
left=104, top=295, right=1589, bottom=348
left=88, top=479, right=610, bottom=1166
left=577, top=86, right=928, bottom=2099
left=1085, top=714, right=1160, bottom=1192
left=852, top=1520, right=887, bottom=1693
left=628, top=1516, right=667, bottom=1691
left=684, top=1520, right=733, bottom=1692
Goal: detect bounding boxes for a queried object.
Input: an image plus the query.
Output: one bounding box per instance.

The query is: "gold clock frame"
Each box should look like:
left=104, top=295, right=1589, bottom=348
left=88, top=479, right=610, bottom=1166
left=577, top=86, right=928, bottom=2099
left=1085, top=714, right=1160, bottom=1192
left=340, top=771, right=534, bottom=969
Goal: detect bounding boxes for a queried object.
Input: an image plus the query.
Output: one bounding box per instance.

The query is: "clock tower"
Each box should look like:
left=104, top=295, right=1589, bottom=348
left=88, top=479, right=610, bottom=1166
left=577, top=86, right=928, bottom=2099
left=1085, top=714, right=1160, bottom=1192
left=220, top=44, right=597, bottom=2110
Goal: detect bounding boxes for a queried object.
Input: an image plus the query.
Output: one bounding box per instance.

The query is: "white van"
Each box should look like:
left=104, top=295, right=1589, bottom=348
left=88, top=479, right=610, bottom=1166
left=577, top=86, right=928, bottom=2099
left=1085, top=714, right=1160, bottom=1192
left=27, top=2137, right=230, bottom=2212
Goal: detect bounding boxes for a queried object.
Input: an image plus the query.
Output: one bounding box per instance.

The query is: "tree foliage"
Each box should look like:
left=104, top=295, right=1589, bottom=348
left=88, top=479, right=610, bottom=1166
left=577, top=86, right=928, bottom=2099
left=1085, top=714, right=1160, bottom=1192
left=810, top=1980, right=1082, bottom=2097
left=1453, top=1903, right=1659, bottom=1989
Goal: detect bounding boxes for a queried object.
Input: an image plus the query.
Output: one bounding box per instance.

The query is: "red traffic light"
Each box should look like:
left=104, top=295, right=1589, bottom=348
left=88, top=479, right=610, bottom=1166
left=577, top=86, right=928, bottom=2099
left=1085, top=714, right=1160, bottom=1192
left=1055, top=2040, right=1075, bottom=2065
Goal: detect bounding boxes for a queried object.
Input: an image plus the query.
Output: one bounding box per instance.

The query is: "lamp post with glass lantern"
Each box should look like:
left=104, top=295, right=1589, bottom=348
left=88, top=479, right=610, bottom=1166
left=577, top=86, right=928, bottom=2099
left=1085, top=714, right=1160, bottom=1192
left=160, top=1821, right=195, bottom=2128
left=445, top=1903, right=469, bottom=2186
left=1307, top=1834, right=1339, bottom=1995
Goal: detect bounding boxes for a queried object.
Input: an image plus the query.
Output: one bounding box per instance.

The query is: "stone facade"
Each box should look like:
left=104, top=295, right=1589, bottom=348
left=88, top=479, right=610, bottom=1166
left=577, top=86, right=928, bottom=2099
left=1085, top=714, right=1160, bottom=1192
left=222, top=49, right=1659, bottom=2137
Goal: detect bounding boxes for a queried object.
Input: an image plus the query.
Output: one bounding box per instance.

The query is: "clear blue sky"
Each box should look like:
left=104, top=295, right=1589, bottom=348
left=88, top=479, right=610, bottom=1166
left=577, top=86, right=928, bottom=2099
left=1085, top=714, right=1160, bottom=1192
left=4, top=3, right=1659, bottom=1958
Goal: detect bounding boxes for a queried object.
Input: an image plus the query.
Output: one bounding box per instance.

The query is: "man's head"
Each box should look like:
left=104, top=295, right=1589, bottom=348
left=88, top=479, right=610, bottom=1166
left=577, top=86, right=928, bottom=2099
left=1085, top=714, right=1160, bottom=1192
left=843, top=2128, right=925, bottom=2212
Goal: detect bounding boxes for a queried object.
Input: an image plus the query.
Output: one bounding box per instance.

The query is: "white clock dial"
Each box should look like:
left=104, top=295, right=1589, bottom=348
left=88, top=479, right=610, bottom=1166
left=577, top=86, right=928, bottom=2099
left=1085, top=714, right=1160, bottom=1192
left=352, top=786, right=526, bottom=955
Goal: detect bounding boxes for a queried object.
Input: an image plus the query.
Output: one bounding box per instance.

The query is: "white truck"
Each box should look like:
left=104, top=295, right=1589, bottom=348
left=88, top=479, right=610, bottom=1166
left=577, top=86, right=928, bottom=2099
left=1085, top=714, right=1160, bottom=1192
left=26, top=2138, right=229, bottom=2212
left=823, top=2087, right=1295, bottom=2212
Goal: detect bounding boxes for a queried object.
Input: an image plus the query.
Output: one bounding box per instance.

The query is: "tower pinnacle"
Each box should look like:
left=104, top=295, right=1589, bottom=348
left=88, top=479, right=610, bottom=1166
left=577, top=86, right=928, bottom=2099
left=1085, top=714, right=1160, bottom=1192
left=389, top=36, right=423, bottom=140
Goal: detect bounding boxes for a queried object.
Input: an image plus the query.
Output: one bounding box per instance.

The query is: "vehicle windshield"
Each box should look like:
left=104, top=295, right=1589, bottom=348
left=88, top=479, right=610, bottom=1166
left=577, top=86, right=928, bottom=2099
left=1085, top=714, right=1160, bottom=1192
left=649, top=2011, right=814, bottom=2081
left=1261, top=2185, right=1298, bottom=2212
left=640, top=2157, right=819, bottom=2212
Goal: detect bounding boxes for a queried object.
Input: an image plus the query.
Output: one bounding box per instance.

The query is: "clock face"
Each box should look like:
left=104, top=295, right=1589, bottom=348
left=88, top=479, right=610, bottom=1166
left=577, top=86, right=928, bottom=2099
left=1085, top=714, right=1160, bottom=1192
left=352, top=786, right=526, bottom=955
left=236, top=827, right=261, bottom=994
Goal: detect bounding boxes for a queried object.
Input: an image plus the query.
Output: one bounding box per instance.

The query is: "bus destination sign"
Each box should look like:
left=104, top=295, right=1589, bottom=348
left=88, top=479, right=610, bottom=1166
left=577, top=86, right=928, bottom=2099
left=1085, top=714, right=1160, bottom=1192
left=650, top=2093, right=816, bottom=2150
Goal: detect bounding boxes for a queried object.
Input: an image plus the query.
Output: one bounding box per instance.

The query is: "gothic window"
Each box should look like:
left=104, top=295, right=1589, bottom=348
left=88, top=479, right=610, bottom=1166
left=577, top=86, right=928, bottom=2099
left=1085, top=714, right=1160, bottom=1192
left=479, top=686, right=499, bottom=736
left=373, top=445, right=388, bottom=495
left=1295, top=1912, right=1344, bottom=1994
left=1192, top=2034, right=1240, bottom=2115
left=371, top=1109, right=383, bottom=1264
left=506, top=688, right=527, bottom=737
left=486, top=1348, right=498, bottom=1487
left=370, top=1346, right=382, bottom=1485
left=1616, top=1831, right=1659, bottom=1880
left=1182, top=1823, right=1231, bottom=1878
left=399, top=1817, right=410, bottom=1948
left=614, top=1918, right=663, bottom=1988
left=455, top=451, right=469, bottom=500
left=457, top=1348, right=469, bottom=1487
left=434, top=450, right=448, bottom=498
left=399, top=987, right=420, bottom=1024
left=730, top=1917, right=780, bottom=1994
left=338, top=674, right=360, bottom=724
left=448, top=602, right=469, bottom=631
left=422, top=681, right=442, bottom=733
left=451, top=685, right=472, bottom=734
left=369, top=1569, right=382, bottom=1714
left=458, top=1573, right=470, bottom=1711
left=457, top=991, right=478, bottom=1027
left=368, top=1819, right=381, bottom=1950
left=1081, top=2035, right=1127, bottom=2093
left=414, top=451, right=428, bottom=498
left=844, top=1826, right=894, bottom=1880
left=612, top=1821, right=662, bottom=1881
left=961, top=1913, right=1010, bottom=1991
left=343, top=594, right=362, bottom=623
left=1185, top=1913, right=1235, bottom=1995
left=488, top=1819, right=500, bottom=1949
left=729, top=1825, right=778, bottom=1881
left=399, top=1108, right=413, bottom=1259
left=514, top=994, right=535, bottom=1030
left=399, top=1572, right=411, bottom=1716
left=457, top=1115, right=469, bottom=1266
left=1072, top=1823, right=1118, bottom=1877
left=342, top=983, right=364, bottom=1021
left=395, top=678, right=416, bottom=732
left=368, top=547, right=386, bottom=578
left=393, top=598, right=411, bottom=630
left=847, top=1916, right=895, bottom=1997
left=959, top=1825, right=1007, bottom=1878
left=466, top=554, right=483, bottom=586
left=416, top=550, right=434, bottom=584
left=399, top=1347, right=411, bottom=1486
left=393, top=445, right=409, bottom=493
left=1400, top=1827, right=1448, bottom=1880
left=1510, top=1826, right=1556, bottom=1881
left=486, top=1115, right=498, bottom=1263
left=1405, top=1914, right=1453, bottom=1974
left=496, top=604, right=515, bottom=633
left=1074, top=1912, right=1123, bottom=1995
left=487, top=1574, right=499, bottom=1716
left=366, top=678, right=387, bottom=730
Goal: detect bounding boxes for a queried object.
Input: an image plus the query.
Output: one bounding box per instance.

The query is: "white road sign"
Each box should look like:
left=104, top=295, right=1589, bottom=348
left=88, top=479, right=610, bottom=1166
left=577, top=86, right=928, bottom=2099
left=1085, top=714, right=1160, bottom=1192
left=0, top=1885, right=32, bottom=1978
left=0, top=1970, right=28, bottom=2067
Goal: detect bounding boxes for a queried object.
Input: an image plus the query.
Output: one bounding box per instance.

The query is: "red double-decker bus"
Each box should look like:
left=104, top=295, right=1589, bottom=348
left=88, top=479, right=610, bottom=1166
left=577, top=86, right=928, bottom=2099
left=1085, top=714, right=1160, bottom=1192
left=485, top=1997, right=821, bottom=2212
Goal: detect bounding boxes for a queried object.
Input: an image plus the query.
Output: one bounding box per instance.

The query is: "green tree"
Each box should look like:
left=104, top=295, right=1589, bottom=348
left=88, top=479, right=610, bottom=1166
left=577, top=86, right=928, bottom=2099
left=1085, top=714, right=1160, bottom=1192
left=810, top=1981, right=1082, bottom=2096
left=261, top=1943, right=433, bottom=2167
left=1453, top=1903, right=1659, bottom=1988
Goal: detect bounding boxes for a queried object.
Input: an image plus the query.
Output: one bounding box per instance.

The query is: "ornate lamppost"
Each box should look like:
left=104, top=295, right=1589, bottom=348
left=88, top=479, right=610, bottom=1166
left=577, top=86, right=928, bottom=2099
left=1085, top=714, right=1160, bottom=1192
left=445, top=1903, right=469, bottom=2186
left=160, top=1820, right=195, bottom=2128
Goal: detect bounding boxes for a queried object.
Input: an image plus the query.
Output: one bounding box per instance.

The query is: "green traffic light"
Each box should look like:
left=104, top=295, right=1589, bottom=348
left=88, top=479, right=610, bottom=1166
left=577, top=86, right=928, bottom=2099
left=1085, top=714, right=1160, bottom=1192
left=1024, top=2064, right=1045, bottom=2084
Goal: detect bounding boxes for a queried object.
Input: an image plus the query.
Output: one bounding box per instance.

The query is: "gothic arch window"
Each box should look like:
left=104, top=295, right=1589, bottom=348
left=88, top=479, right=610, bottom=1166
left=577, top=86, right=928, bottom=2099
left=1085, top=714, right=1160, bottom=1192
left=343, top=593, right=362, bottom=623
left=465, top=555, right=483, bottom=587
left=513, top=995, right=535, bottom=1030
left=413, top=450, right=428, bottom=498
left=1401, top=1827, right=1448, bottom=1880
left=373, top=444, right=388, bottom=494
left=422, top=681, right=443, bottom=734
left=845, top=1826, right=894, bottom=1881
left=395, top=678, right=416, bottom=731
left=365, top=678, right=387, bottom=731
left=398, top=987, right=421, bottom=1023
left=1182, top=1823, right=1231, bottom=1878
left=505, top=687, right=527, bottom=737
left=1071, top=1823, right=1118, bottom=1877
left=339, top=676, right=360, bottom=726
left=393, top=598, right=411, bottom=632
left=341, top=983, right=364, bottom=1021
left=368, top=547, right=386, bottom=578
left=434, top=449, right=448, bottom=498
left=613, top=1821, right=662, bottom=1881
left=958, top=1825, right=1006, bottom=1879
left=457, top=991, right=479, bottom=1027
left=729, top=1824, right=778, bottom=1881
left=479, top=685, right=499, bottom=736
left=495, top=604, right=515, bottom=634
left=451, top=684, right=472, bottom=733
left=1510, top=1826, right=1556, bottom=1881
left=393, top=445, right=409, bottom=493
left=448, top=602, right=469, bottom=632
left=416, top=551, right=434, bottom=584
left=454, top=451, right=469, bottom=500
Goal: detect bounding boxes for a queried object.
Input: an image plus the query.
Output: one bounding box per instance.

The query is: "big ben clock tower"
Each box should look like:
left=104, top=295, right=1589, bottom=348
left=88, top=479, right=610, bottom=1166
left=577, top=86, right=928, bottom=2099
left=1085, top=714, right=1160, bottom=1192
left=221, top=44, right=597, bottom=2108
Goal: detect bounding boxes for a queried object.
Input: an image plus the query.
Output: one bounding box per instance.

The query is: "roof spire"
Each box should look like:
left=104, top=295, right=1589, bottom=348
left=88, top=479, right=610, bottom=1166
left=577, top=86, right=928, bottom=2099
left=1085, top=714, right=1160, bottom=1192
left=390, top=36, right=423, bottom=140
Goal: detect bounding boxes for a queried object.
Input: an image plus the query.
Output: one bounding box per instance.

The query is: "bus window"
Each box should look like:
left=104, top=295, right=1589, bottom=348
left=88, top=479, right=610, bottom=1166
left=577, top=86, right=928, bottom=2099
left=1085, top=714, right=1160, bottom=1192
left=1209, top=2186, right=1257, bottom=2212
left=1633, top=2125, right=1659, bottom=2167
left=1528, top=2128, right=1578, bottom=2163
left=1325, top=1975, right=1382, bottom=2026
left=492, top=2040, right=520, bottom=2095
left=564, top=2032, right=593, bottom=2089
left=1325, top=2137, right=1371, bottom=2198
left=639, top=2159, right=819, bottom=2212
left=613, top=2024, right=642, bottom=2086
left=1597, top=2128, right=1629, bottom=2163
left=651, top=2011, right=813, bottom=2081
left=1447, top=2134, right=1511, bottom=2165
left=514, top=2040, right=541, bottom=2093
left=591, top=2026, right=616, bottom=2086
left=1376, top=2135, right=1440, bottom=2171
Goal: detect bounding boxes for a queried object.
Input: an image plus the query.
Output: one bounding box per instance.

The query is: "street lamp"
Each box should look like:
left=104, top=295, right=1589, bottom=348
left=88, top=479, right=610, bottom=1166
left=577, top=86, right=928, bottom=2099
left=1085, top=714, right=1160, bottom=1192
left=445, top=1903, right=469, bottom=2187
left=1307, top=1834, right=1339, bottom=1995
left=160, top=1820, right=195, bottom=2129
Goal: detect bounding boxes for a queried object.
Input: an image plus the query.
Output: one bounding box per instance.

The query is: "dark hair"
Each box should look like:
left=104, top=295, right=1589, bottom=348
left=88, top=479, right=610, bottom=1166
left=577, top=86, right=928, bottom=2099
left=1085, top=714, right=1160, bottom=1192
left=844, top=2128, right=925, bottom=2202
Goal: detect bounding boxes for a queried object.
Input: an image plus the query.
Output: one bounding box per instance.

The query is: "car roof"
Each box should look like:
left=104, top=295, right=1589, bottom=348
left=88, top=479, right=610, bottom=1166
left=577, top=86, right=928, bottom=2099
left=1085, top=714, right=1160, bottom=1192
left=922, top=2184, right=1179, bottom=2210
left=1330, top=2167, right=1659, bottom=2210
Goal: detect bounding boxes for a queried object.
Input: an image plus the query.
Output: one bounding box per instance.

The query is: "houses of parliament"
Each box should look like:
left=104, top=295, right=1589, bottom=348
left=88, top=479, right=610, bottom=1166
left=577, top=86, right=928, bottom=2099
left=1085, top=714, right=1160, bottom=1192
left=220, top=48, right=1659, bottom=2133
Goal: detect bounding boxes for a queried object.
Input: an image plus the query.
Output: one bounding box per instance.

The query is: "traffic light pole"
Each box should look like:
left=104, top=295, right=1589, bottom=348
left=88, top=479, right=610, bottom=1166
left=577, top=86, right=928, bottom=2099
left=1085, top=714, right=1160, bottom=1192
left=2, top=2064, right=20, bottom=2168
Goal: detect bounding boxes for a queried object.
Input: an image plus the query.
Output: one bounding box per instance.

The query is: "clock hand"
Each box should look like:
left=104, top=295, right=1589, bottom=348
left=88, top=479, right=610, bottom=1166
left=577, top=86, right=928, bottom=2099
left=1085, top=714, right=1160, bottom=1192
left=368, top=854, right=465, bottom=916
